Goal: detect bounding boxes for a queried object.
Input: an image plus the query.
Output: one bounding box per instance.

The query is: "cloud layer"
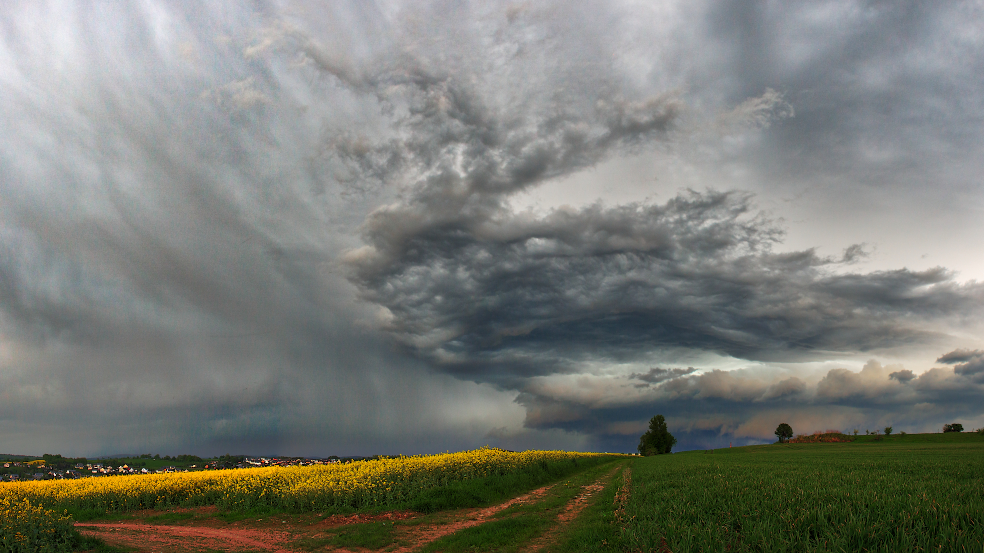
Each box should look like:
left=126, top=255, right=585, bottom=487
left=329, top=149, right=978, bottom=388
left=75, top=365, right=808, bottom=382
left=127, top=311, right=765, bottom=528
left=1, top=0, right=983, bottom=456
left=513, top=354, right=984, bottom=451
left=349, top=186, right=983, bottom=382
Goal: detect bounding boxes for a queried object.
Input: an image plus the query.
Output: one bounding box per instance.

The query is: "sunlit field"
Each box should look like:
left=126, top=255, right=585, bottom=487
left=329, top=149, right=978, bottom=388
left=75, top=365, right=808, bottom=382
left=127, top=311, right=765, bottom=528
left=619, top=433, right=984, bottom=552
left=1, top=448, right=618, bottom=516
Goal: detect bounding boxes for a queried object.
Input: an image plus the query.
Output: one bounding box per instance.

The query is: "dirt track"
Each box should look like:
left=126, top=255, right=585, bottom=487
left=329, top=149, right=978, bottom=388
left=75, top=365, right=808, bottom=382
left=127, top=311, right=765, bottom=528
left=77, top=522, right=295, bottom=553
left=76, top=469, right=621, bottom=553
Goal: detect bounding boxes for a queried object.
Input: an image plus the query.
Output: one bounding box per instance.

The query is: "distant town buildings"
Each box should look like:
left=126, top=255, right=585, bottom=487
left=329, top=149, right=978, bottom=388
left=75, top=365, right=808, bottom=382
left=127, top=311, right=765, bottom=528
left=1, top=456, right=347, bottom=481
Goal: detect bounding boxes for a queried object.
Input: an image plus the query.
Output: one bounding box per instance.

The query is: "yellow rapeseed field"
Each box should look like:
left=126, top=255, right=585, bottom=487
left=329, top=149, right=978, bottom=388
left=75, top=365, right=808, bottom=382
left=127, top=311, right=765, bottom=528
left=0, top=448, right=616, bottom=514
left=0, top=496, right=76, bottom=552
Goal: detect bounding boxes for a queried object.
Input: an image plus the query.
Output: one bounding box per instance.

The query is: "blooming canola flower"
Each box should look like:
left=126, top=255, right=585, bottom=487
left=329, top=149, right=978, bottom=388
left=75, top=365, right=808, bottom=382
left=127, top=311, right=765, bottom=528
left=0, top=448, right=619, bottom=513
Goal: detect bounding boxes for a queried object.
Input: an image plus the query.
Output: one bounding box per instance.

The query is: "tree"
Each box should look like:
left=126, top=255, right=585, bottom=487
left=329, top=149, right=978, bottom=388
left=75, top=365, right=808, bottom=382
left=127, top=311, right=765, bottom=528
left=943, top=423, right=964, bottom=433
left=638, top=415, right=677, bottom=456
left=774, top=423, right=793, bottom=443
left=884, top=426, right=893, bottom=436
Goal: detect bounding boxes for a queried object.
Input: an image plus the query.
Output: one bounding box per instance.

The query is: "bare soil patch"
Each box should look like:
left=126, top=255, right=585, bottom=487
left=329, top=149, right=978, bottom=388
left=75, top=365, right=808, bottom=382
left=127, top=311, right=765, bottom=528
left=77, top=521, right=294, bottom=553
left=612, top=465, right=632, bottom=527
left=316, top=510, right=418, bottom=528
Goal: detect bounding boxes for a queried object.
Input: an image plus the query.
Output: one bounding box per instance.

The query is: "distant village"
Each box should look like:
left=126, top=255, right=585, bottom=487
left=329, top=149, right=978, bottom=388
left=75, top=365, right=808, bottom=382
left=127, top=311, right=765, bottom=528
left=0, top=453, right=357, bottom=482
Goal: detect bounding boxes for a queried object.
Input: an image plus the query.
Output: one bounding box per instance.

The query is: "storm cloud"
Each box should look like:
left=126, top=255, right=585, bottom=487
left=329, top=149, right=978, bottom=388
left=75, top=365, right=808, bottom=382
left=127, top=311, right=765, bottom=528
left=630, top=367, right=698, bottom=387
left=348, top=187, right=984, bottom=383
left=1, top=0, right=983, bottom=456
left=937, top=349, right=984, bottom=380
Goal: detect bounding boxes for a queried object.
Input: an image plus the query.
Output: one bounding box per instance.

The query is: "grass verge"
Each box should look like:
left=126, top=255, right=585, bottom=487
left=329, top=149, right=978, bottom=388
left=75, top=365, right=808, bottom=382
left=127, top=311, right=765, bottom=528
left=74, top=534, right=138, bottom=552
left=295, top=520, right=407, bottom=551
left=543, top=465, right=630, bottom=553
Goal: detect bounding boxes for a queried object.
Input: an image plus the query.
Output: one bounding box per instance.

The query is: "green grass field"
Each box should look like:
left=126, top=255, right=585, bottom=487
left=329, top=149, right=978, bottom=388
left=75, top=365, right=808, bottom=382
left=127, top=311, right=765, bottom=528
left=617, top=432, right=984, bottom=552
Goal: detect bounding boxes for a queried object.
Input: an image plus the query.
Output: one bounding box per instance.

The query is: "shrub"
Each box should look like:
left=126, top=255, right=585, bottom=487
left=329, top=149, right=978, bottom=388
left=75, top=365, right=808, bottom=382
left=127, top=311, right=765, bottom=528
left=787, top=431, right=853, bottom=444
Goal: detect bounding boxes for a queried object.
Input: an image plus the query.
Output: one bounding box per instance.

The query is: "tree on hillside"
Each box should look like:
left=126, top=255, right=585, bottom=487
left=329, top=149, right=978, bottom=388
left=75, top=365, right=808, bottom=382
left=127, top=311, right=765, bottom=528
left=774, top=423, right=793, bottom=443
left=943, top=423, right=964, bottom=433
left=884, top=426, right=893, bottom=435
left=638, top=415, right=677, bottom=456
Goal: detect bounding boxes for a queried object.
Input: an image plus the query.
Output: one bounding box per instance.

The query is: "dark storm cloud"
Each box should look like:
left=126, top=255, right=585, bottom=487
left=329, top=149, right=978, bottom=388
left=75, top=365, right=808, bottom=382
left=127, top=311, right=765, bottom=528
left=0, top=0, right=557, bottom=456
left=2, top=0, right=984, bottom=457
left=630, top=367, right=697, bottom=387
left=937, top=349, right=984, bottom=379
left=331, top=3, right=984, bottom=453
left=888, top=369, right=915, bottom=383
left=700, top=1, right=984, bottom=178
left=348, top=184, right=984, bottom=381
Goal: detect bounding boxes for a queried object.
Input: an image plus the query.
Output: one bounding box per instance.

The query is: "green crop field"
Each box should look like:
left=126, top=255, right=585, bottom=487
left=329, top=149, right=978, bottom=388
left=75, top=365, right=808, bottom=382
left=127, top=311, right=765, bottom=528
left=617, top=432, right=984, bottom=552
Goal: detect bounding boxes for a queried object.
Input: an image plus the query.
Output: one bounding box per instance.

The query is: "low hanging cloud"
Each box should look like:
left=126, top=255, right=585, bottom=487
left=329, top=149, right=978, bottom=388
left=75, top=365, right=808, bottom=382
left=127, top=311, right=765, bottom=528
left=937, top=349, right=984, bottom=380
left=760, top=377, right=808, bottom=401
left=815, top=361, right=904, bottom=402
left=888, top=368, right=916, bottom=383
left=512, top=356, right=984, bottom=451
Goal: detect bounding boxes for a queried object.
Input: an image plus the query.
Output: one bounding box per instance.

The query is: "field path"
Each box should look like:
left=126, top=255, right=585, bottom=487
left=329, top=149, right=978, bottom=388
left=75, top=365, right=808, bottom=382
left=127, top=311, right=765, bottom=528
left=76, top=465, right=624, bottom=552
left=74, top=486, right=553, bottom=553
left=385, top=483, right=554, bottom=552
left=75, top=485, right=550, bottom=553
left=521, top=464, right=623, bottom=552
left=77, top=521, right=295, bottom=552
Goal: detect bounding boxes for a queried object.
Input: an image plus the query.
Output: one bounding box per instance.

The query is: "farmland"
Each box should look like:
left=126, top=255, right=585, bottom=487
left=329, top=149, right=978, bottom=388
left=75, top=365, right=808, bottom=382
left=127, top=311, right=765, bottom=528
left=0, top=448, right=619, bottom=516
left=3, top=436, right=984, bottom=552
left=619, top=432, right=984, bottom=552
left=1, top=447, right=624, bottom=552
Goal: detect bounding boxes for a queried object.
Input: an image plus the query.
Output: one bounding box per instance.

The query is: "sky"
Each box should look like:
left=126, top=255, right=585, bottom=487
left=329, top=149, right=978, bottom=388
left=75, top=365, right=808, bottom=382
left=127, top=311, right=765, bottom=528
left=1, top=0, right=983, bottom=457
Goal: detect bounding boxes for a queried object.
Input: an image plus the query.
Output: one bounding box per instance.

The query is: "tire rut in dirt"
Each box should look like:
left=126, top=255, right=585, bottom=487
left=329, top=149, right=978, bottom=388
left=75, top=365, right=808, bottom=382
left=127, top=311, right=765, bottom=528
left=522, top=464, right=625, bottom=553
left=385, top=483, right=554, bottom=552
